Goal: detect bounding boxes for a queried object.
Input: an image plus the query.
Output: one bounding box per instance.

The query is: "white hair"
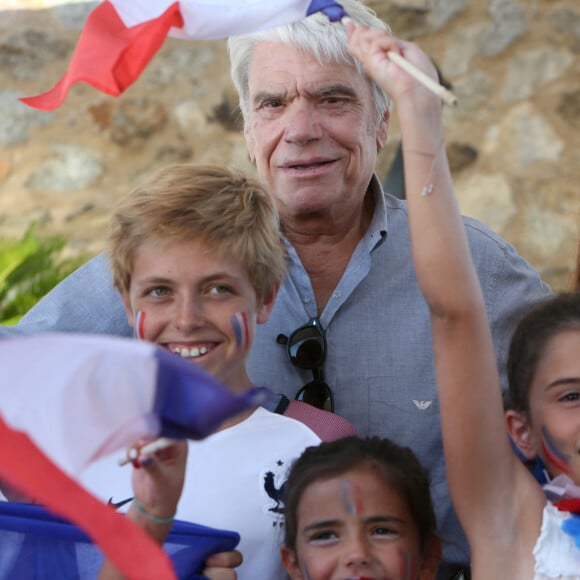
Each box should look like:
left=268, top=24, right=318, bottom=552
left=227, top=0, right=391, bottom=124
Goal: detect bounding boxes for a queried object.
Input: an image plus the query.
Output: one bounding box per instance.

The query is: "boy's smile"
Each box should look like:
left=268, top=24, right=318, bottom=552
left=122, top=238, right=275, bottom=394
left=168, top=342, right=213, bottom=360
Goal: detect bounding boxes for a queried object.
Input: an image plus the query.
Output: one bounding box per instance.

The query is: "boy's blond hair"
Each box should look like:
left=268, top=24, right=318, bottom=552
left=108, top=164, right=287, bottom=301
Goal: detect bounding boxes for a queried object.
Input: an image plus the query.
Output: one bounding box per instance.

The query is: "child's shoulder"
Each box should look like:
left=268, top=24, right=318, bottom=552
left=243, top=406, right=324, bottom=450
left=275, top=398, right=358, bottom=442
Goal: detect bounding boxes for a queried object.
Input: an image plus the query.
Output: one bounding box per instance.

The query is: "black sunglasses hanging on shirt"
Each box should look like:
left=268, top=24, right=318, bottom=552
left=277, top=317, right=334, bottom=412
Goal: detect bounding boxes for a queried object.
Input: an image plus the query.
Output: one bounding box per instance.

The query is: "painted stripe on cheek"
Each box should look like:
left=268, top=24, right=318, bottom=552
left=541, top=425, right=571, bottom=474
left=134, top=310, right=146, bottom=341
left=399, top=550, right=413, bottom=580
left=231, top=312, right=250, bottom=350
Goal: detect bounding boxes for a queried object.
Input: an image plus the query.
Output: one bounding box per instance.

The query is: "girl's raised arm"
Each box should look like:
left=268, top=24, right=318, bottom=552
left=346, top=22, right=544, bottom=567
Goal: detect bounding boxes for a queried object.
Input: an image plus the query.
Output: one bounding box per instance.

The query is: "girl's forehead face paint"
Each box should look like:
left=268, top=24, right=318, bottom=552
left=340, top=479, right=364, bottom=516
left=541, top=425, right=572, bottom=474
left=231, top=312, right=250, bottom=351
left=134, top=310, right=146, bottom=341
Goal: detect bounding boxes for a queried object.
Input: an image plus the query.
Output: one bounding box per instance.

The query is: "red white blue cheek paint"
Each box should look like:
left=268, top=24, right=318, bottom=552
left=133, top=310, right=146, bottom=341
left=541, top=425, right=571, bottom=474
left=398, top=550, right=413, bottom=580
left=231, top=312, right=250, bottom=351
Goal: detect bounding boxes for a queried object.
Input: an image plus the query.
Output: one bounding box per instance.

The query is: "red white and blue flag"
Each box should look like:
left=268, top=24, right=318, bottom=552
left=0, top=333, right=267, bottom=579
left=21, top=0, right=347, bottom=111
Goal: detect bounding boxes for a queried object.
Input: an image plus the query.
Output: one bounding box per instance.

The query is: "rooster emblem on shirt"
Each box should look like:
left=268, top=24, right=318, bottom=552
left=263, top=470, right=287, bottom=515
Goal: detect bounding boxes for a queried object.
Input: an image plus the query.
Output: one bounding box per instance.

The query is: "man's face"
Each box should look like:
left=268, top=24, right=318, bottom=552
left=244, top=41, right=388, bottom=221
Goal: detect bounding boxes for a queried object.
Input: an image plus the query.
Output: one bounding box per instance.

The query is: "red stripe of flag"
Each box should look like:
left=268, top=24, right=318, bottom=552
left=554, top=498, right=580, bottom=515
left=0, top=415, right=176, bottom=579
left=20, top=1, right=183, bottom=111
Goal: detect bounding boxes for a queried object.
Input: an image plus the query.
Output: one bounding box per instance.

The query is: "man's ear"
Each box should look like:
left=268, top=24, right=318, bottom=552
left=280, top=546, right=303, bottom=580
left=506, top=410, right=537, bottom=461
left=376, top=109, right=390, bottom=151
left=244, top=124, right=256, bottom=164
left=257, top=284, right=279, bottom=324
left=419, top=536, right=442, bottom=580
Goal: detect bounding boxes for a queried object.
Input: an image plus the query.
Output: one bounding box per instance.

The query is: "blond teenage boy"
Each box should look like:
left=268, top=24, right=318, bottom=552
left=81, top=164, right=355, bottom=580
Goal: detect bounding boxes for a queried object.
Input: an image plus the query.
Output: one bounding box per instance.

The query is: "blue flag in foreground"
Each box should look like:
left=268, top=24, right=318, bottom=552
left=0, top=502, right=240, bottom=580
left=21, top=0, right=347, bottom=111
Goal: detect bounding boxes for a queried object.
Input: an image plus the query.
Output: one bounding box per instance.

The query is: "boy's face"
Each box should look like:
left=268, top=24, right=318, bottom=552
left=121, top=238, right=276, bottom=392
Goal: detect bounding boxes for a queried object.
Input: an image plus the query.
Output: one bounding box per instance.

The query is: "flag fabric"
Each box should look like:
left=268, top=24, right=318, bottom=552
left=0, top=333, right=266, bottom=579
left=0, top=411, right=178, bottom=580
left=20, top=0, right=348, bottom=111
left=0, top=502, right=240, bottom=580
left=0, top=333, right=267, bottom=477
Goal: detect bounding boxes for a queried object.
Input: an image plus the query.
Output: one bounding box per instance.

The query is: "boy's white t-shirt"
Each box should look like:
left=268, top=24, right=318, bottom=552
left=80, top=407, right=322, bottom=580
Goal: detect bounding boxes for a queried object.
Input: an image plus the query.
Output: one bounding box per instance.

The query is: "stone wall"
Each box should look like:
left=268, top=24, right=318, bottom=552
left=1, top=0, right=578, bottom=290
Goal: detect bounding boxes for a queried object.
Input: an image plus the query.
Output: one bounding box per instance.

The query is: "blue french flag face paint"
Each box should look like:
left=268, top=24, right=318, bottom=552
left=541, top=425, right=572, bottom=474
left=231, top=312, right=250, bottom=352
left=134, top=310, right=146, bottom=341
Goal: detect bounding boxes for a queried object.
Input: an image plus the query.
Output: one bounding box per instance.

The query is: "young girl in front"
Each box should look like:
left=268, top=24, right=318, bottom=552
left=281, top=436, right=441, bottom=580
left=347, top=20, right=580, bottom=580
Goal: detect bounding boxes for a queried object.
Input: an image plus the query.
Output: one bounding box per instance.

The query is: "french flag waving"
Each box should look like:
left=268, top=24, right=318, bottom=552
left=21, top=0, right=347, bottom=111
left=0, top=333, right=267, bottom=579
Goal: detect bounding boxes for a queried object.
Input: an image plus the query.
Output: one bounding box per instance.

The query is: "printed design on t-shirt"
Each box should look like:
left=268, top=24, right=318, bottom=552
left=261, top=459, right=287, bottom=528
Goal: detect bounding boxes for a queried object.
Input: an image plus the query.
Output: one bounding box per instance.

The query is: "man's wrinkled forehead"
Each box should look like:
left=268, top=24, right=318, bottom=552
left=247, top=42, right=364, bottom=98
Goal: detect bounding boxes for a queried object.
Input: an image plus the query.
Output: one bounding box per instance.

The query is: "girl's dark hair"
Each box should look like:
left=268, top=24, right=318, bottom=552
left=506, top=292, right=580, bottom=414
left=283, top=436, right=436, bottom=553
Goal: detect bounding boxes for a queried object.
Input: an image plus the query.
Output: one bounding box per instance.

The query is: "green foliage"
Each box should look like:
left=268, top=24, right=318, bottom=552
left=0, top=226, right=88, bottom=325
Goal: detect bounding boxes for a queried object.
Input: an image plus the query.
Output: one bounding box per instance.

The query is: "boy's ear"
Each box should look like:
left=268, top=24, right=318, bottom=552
left=256, top=284, right=280, bottom=324
left=506, top=410, right=537, bottom=461
left=280, top=546, right=303, bottom=580
left=120, top=291, right=135, bottom=329
left=419, top=536, right=442, bottom=580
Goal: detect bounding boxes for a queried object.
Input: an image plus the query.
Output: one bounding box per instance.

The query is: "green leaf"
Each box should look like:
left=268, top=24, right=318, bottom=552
left=0, top=225, right=92, bottom=324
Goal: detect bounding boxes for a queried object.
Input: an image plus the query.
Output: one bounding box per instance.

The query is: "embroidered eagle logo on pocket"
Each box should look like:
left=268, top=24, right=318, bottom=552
left=413, top=400, right=433, bottom=410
